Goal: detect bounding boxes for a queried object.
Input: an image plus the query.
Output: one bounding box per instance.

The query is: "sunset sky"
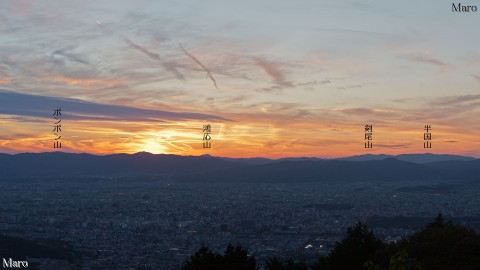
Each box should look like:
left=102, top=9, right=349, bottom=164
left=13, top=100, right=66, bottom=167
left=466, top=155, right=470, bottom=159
left=1, top=0, right=479, bottom=158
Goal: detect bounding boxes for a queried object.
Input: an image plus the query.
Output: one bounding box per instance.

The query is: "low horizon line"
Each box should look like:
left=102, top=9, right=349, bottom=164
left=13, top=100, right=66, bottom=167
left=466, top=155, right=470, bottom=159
left=1, top=151, right=477, bottom=160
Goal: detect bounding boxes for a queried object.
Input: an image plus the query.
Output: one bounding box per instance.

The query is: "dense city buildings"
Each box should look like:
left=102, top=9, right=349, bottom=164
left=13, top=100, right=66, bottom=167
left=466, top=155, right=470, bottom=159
left=1, top=178, right=479, bottom=269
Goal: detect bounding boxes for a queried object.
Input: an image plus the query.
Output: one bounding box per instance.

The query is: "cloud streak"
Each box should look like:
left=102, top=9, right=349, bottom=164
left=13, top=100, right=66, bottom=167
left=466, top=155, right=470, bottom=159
left=0, top=89, right=227, bottom=122
left=471, top=74, right=480, bottom=83
left=339, top=108, right=376, bottom=115
left=52, top=47, right=89, bottom=65
left=375, top=143, right=409, bottom=149
left=400, top=53, right=447, bottom=69
left=123, top=37, right=185, bottom=80
left=296, top=80, right=331, bottom=87
left=0, top=77, right=12, bottom=85
left=179, top=43, right=218, bottom=89
left=253, top=57, right=292, bottom=87
left=337, top=85, right=362, bottom=90
left=430, top=94, right=480, bottom=106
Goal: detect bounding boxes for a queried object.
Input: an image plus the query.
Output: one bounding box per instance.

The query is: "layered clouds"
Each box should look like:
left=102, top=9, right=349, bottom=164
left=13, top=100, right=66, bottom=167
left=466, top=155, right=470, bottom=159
left=0, top=0, right=479, bottom=157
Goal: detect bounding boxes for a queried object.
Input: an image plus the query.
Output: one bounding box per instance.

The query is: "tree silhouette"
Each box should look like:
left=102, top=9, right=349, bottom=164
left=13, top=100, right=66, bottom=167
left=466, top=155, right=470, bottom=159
left=310, top=256, right=328, bottom=270
left=266, top=257, right=285, bottom=270
left=265, top=257, right=308, bottom=270
left=223, top=244, right=257, bottom=270
left=388, top=250, right=422, bottom=270
left=182, top=244, right=257, bottom=270
left=406, top=219, right=480, bottom=270
left=427, top=213, right=445, bottom=229
left=181, top=246, right=223, bottom=270
left=182, top=216, right=480, bottom=270
left=368, top=214, right=480, bottom=270
left=283, top=260, right=308, bottom=270
left=326, top=221, right=383, bottom=270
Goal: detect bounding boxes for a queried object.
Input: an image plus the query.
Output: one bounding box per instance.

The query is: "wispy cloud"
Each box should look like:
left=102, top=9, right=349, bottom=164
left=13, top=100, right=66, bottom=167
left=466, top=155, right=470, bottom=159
left=430, top=94, right=480, bottom=106
left=47, top=76, right=123, bottom=88
left=123, top=37, right=161, bottom=61
left=253, top=57, right=292, bottom=87
left=471, top=74, right=480, bottom=83
left=52, top=47, right=89, bottom=65
left=375, top=143, right=409, bottom=149
left=0, top=77, right=12, bottom=85
left=123, top=37, right=185, bottom=80
left=179, top=43, right=218, bottom=89
left=296, top=80, right=331, bottom=87
left=337, top=85, right=362, bottom=90
left=222, top=95, right=247, bottom=104
left=400, top=53, right=447, bottom=69
left=255, top=85, right=282, bottom=93
left=391, top=97, right=417, bottom=104
left=339, top=108, right=375, bottom=115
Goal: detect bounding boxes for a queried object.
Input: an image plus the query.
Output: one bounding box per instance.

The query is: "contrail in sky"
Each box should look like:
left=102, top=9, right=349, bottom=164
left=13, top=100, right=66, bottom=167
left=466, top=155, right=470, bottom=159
left=179, top=43, right=218, bottom=89
left=124, top=37, right=185, bottom=80
left=96, top=21, right=185, bottom=80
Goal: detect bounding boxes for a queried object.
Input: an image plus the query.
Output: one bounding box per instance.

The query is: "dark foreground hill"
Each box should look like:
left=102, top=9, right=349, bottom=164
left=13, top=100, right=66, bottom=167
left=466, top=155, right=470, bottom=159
left=181, top=215, right=480, bottom=270
left=0, top=234, right=83, bottom=269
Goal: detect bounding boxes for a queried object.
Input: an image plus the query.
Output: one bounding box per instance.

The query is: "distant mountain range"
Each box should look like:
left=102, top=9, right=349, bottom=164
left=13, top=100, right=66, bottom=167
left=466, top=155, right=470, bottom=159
left=0, top=152, right=236, bottom=178
left=0, top=152, right=478, bottom=183
left=178, top=157, right=480, bottom=183
left=336, top=153, right=475, bottom=163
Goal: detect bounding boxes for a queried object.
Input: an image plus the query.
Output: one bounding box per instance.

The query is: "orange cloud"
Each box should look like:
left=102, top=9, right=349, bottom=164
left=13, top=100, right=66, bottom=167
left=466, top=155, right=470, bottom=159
left=0, top=77, right=12, bottom=85
left=1, top=117, right=478, bottom=158
left=0, top=97, right=479, bottom=158
left=48, top=76, right=123, bottom=88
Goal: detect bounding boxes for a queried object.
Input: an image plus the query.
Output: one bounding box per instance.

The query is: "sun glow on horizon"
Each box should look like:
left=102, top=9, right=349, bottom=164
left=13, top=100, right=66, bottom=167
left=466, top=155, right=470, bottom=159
left=136, top=137, right=169, bottom=154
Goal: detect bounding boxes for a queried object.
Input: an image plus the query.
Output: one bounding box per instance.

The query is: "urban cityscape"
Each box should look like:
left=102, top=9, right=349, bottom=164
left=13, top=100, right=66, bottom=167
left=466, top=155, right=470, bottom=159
left=1, top=170, right=479, bottom=269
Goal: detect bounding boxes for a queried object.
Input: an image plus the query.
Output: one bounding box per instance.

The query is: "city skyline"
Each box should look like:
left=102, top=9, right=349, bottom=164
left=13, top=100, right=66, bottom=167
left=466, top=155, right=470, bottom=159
left=1, top=1, right=479, bottom=158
